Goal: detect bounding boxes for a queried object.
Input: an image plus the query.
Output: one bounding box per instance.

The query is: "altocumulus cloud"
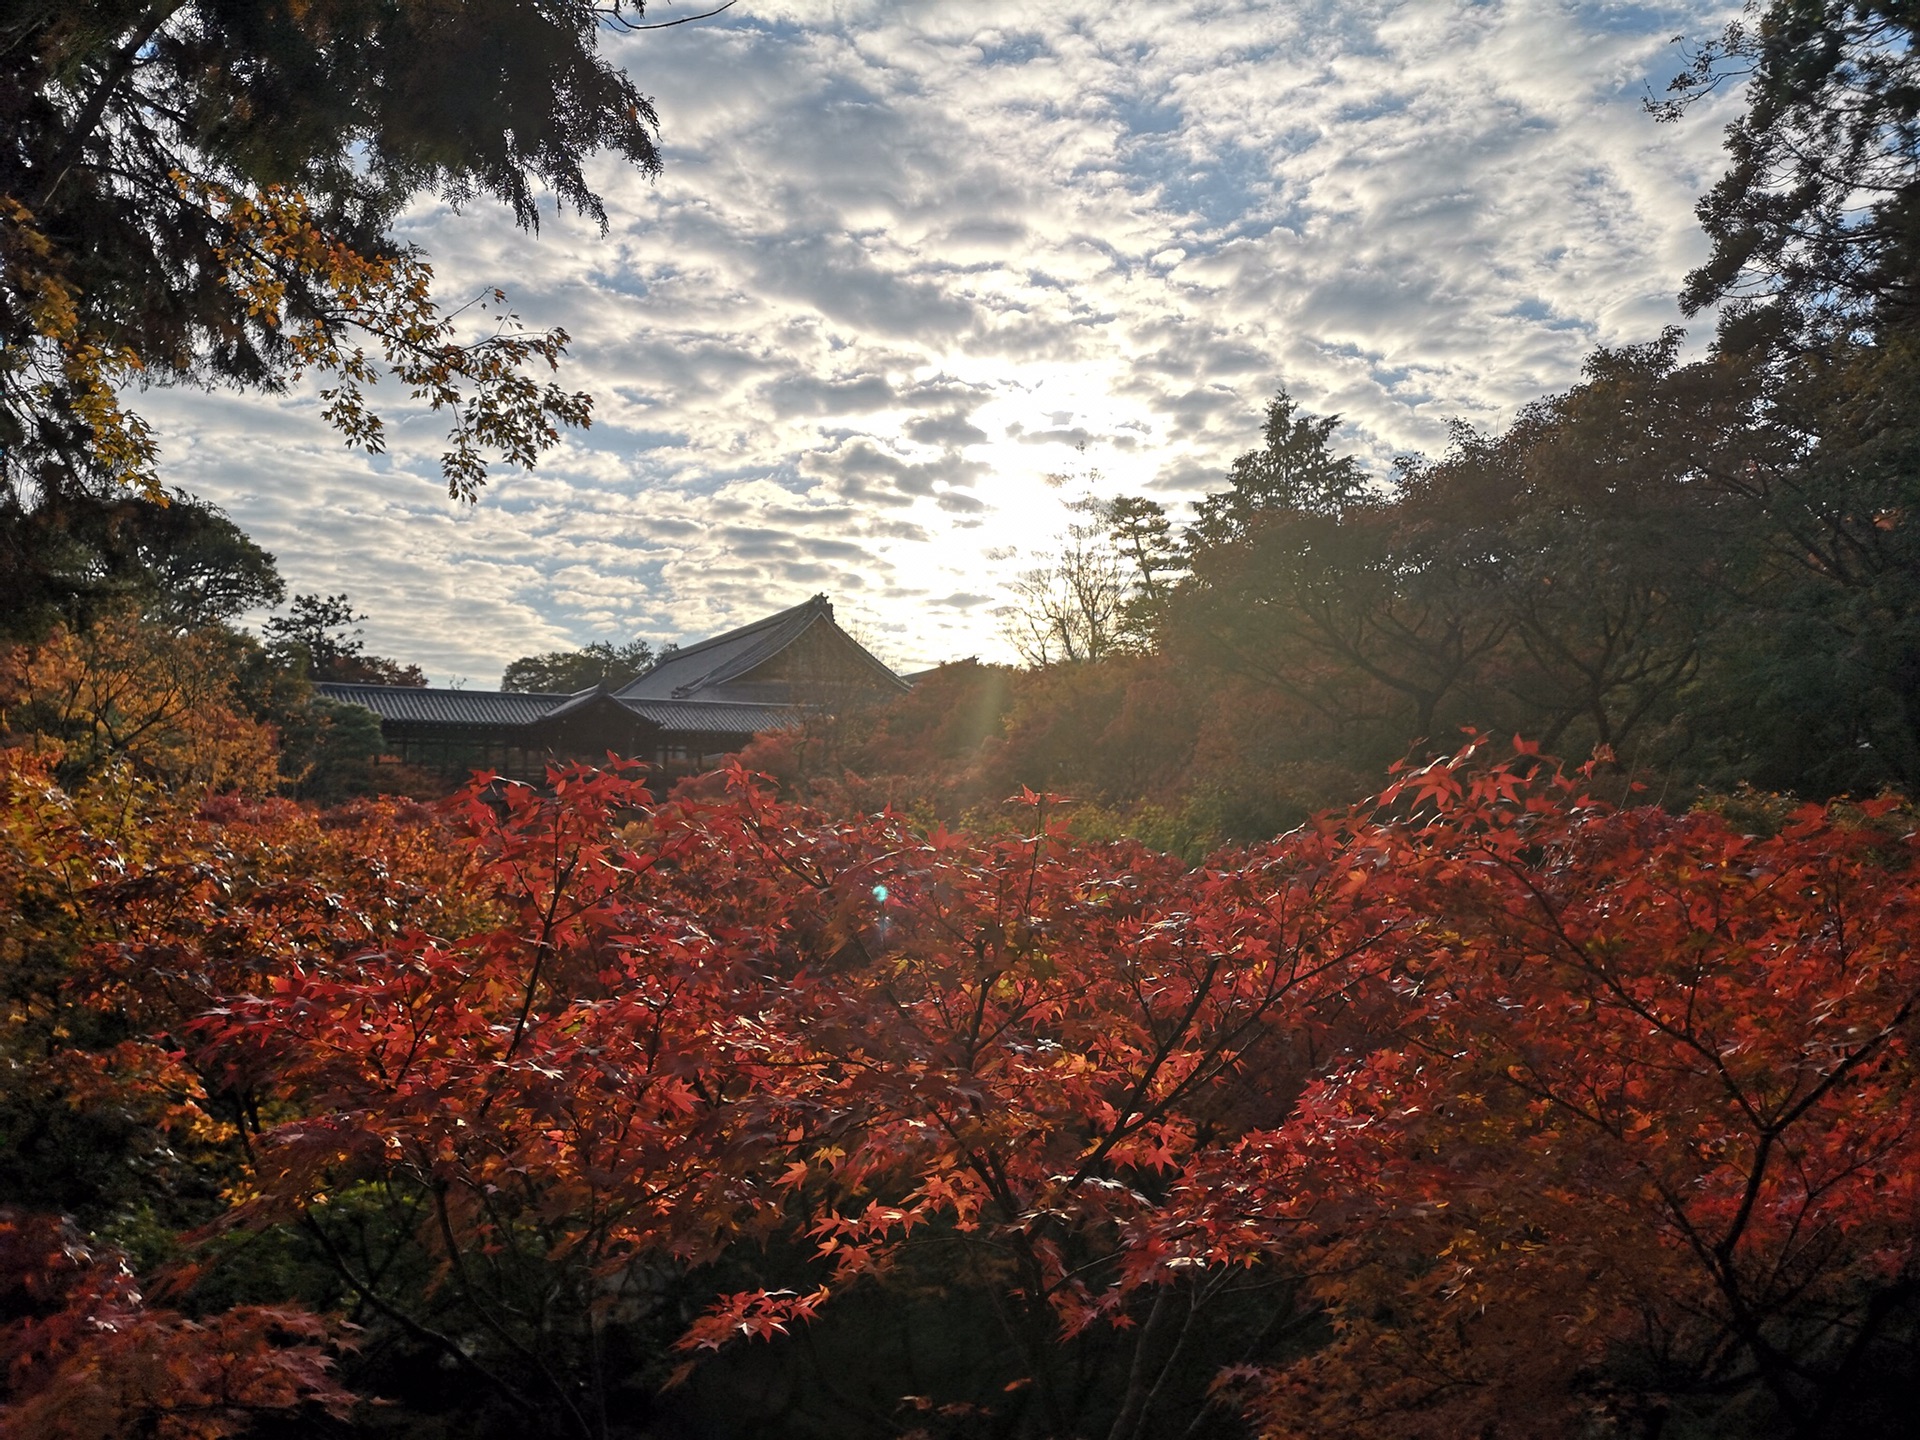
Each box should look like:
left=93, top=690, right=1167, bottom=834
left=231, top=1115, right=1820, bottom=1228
left=146, top=0, right=1739, bottom=679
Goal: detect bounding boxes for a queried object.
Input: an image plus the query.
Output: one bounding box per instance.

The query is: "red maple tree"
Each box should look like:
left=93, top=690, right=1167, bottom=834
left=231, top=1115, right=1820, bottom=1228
left=4, top=742, right=1915, bottom=1438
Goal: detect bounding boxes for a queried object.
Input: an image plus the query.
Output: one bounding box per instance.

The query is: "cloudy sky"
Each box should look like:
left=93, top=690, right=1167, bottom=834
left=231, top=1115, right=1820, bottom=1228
left=153, top=0, right=1742, bottom=682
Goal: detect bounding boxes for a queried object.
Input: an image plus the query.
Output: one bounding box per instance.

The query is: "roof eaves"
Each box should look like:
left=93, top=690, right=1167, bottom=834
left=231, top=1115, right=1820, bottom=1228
left=537, top=682, right=622, bottom=722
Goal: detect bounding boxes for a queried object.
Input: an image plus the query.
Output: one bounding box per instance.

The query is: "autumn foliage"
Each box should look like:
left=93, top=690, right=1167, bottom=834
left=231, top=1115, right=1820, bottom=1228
left=1219, top=753, right=1920, bottom=1438
left=0, top=610, right=281, bottom=795
left=2, top=739, right=1915, bottom=1438
left=0, top=1209, right=353, bottom=1440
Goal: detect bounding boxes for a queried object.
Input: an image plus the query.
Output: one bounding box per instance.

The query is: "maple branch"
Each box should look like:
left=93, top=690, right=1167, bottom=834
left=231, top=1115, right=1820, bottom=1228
left=505, top=852, right=580, bottom=1066
left=1806, top=1276, right=1920, bottom=1433
left=1107, top=1284, right=1175, bottom=1440
left=1710, top=988, right=1917, bottom=1283
left=1476, top=843, right=1779, bottom=1135
left=598, top=0, right=737, bottom=30
left=299, top=1210, right=538, bottom=1419
left=1070, top=909, right=1393, bottom=1188
left=431, top=1182, right=597, bottom=1440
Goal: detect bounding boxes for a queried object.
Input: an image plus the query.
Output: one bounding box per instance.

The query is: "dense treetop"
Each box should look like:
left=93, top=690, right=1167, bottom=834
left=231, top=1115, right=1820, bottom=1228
left=1661, top=1, right=1920, bottom=340
left=1, top=0, right=663, bottom=501
left=501, top=639, right=659, bottom=694
left=2, top=743, right=1915, bottom=1437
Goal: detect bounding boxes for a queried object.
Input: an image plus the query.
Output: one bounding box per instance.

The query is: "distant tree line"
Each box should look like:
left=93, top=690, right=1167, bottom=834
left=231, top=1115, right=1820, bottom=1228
left=0, top=493, right=448, bottom=798
left=797, top=5, right=1920, bottom=847
left=502, top=639, right=659, bottom=694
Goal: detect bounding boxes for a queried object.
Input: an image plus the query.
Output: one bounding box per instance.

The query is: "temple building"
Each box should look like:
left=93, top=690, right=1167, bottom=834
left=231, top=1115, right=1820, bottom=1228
left=316, top=595, right=908, bottom=782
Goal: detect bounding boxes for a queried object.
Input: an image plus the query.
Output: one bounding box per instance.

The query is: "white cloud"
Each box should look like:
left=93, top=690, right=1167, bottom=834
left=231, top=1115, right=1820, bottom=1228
left=144, top=0, right=1742, bottom=677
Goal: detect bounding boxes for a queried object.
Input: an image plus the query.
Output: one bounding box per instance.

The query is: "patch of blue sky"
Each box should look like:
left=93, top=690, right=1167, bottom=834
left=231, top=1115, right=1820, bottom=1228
left=481, top=487, right=553, bottom=518
left=1118, top=137, right=1301, bottom=243
left=676, top=35, right=894, bottom=138
left=579, top=423, right=691, bottom=453
left=539, top=560, right=677, bottom=629
left=1314, top=341, right=1437, bottom=407
left=584, top=265, right=664, bottom=300
left=1329, top=89, right=1415, bottom=126
left=753, top=460, right=820, bottom=494
left=669, top=457, right=816, bottom=497
left=1503, top=298, right=1592, bottom=332
left=663, top=5, right=808, bottom=47
left=608, top=385, right=670, bottom=411
left=1110, top=95, right=1185, bottom=137
left=1579, top=2, right=1724, bottom=38
left=972, top=31, right=1051, bottom=68
left=1099, top=94, right=1303, bottom=236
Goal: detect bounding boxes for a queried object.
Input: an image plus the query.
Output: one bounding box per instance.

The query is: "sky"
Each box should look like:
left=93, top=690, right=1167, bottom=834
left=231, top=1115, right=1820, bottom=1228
left=150, top=0, right=1743, bottom=683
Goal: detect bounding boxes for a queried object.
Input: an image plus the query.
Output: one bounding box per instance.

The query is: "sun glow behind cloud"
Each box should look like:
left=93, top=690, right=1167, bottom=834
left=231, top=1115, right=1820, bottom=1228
left=147, top=0, right=1740, bottom=681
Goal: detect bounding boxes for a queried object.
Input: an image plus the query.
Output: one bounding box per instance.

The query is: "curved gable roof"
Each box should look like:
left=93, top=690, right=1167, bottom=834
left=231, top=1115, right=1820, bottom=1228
left=616, top=594, right=906, bottom=701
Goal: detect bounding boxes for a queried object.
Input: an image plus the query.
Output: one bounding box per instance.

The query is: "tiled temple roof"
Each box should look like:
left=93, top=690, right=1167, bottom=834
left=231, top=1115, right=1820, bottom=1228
left=618, top=594, right=908, bottom=701
left=315, top=683, right=799, bottom=736
left=316, top=595, right=902, bottom=738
